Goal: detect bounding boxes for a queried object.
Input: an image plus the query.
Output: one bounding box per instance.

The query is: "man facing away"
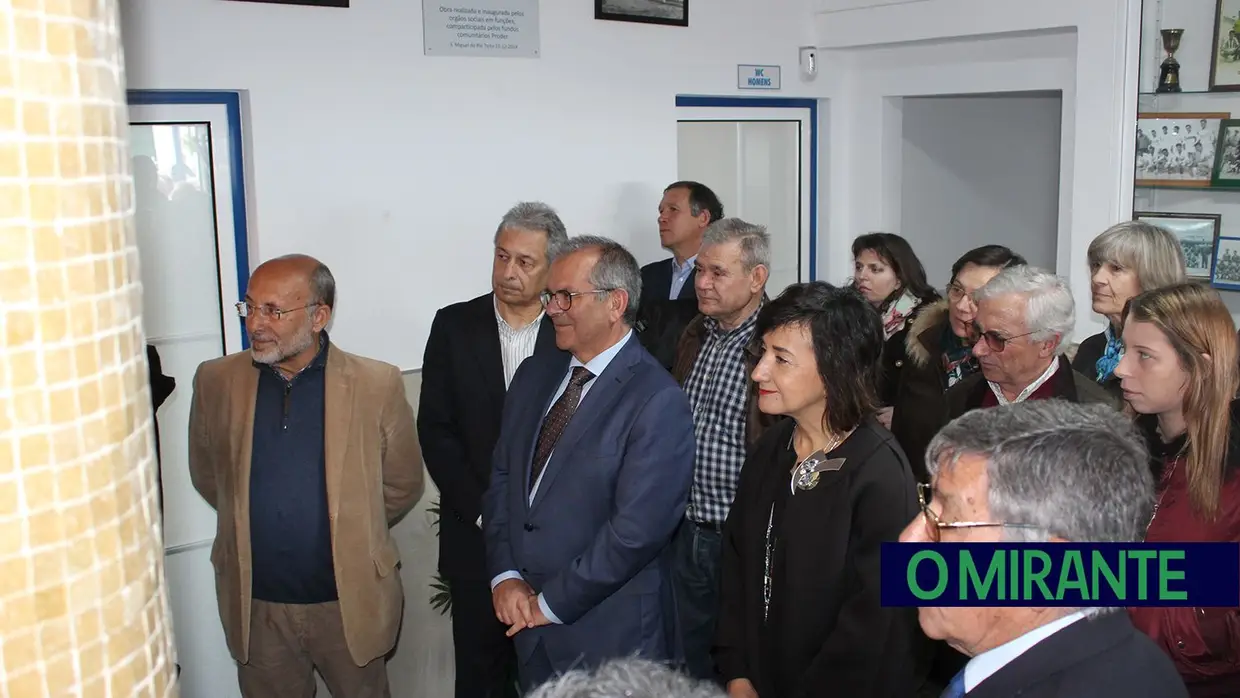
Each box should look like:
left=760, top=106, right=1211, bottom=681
left=482, top=236, right=696, bottom=691
left=188, top=254, right=425, bottom=698
left=636, top=182, right=724, bottom=370
left=899, top=400, right=1187, bottom=697
left=418, top=202, right=566, bottom=698
left=945, top=265, right=1115, bottom=420
left=666, top=218, right=774, bottom=682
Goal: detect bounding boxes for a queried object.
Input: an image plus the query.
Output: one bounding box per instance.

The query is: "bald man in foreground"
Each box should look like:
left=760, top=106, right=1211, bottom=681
left=188, top=254, right=425, bottom=698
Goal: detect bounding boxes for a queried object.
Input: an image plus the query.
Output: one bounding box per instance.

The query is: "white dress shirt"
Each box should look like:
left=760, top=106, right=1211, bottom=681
left=987, top=358, right=1060, bottom=405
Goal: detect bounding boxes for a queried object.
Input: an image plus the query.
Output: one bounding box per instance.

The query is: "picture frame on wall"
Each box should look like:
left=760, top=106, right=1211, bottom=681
left=1134, top=212, right=1221, bottom=281
left=1211, top=237, right=1240, bottom=290
left=1136, top=112, right=1229, bottom=187
left=1211, top=0, right=1240, bottom=90
left=595, top=0, right=688, bottom=27
left=1212, top=118, right=1240, bottom=188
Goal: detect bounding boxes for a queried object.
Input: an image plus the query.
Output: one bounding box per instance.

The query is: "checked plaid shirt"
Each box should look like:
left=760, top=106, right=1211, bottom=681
left=682, top=307, right=761, bottom=525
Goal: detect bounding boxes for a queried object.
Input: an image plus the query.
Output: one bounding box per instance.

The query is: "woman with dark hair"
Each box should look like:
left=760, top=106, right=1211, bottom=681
left=714, top=282, right=925, bottom=698
left=1117, top=283, right=1240, bottom=696
left=889, top=244, right=1026, bottom=481
left=851, top=233, right=941, bottom=428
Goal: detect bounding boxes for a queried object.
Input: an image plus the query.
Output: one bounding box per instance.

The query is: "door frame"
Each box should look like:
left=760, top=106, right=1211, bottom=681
left=127, top=89, right=252, bottom=349
left=675, top=95, right=820, bottom=280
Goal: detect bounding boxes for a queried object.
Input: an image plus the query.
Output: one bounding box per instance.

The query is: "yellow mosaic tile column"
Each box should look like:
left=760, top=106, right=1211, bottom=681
left=0, top=1, right=178, bottom=696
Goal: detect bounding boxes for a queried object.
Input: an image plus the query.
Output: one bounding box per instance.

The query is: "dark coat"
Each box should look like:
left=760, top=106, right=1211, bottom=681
left=888, top=300, right=953, bottom=480
left=714, top=417, right=927, bottom=698
left=966, top=612, right=1187, bottom=698
left=416, top=292, right=557, bottom=580
left=877, top=299, right=934, bottom=407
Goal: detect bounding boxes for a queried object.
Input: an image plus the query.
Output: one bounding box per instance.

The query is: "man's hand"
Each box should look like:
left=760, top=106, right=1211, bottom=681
left=506, top=593, right=552, bottom=637
left=726, top=678, right=759, bottom=698
left=492, top=579, right=535, bottom=627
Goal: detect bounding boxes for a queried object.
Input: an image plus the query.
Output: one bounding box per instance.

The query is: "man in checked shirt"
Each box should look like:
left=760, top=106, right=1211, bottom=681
left=668, top=217, right=777, bottom=683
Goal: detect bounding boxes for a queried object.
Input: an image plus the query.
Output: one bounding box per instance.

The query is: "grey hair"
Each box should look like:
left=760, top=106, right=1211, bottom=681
left=702, top=217, right=771, bottom=271
left=925, top=400, right=1155, bottom=616
left=558, top=235, right=643, bottom=325
left=527, top=658, right=726, bottom=698
left=494, top=201, right=569, bottom=262
left=1088, top=220, right=1187, bottom=292
left=974, top=265, right=1075, bottom=352
left=267, top=254, right=336, bottom=308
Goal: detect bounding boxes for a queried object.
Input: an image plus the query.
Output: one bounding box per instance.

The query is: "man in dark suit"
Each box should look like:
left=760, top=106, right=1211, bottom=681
left=899, top=400, right=1187, bottom=698
left=418, top=202, right=568, bottom=698
left=636, top=181, right=724, bottom=370
left=482, top=235, right=696, bottom=691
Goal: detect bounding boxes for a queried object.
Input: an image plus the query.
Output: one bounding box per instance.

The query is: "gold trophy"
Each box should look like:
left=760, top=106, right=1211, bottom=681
left=1157, top=29, right=1184, bottom=93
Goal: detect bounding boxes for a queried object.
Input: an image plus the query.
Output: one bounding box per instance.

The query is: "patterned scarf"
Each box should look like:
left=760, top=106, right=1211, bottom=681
left=940, top=324, right=978, bottom=387
left=879, top=291, right=920, bottom=340
left=1095, top=324, right=1123, bottom=383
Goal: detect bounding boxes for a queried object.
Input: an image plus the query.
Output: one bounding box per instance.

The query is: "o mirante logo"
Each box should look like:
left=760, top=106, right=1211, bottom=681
left=880, top=542, right=1240, bottom=607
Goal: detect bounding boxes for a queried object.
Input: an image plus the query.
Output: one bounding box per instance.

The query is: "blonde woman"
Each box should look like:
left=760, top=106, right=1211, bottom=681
left=1115, top=283, right=1240, bottom=696
left=1074, top=221, right=1187, bottom=392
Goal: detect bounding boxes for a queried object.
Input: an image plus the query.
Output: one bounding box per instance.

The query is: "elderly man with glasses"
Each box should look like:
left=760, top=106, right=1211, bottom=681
left=899, top=400, right=1187, bottom=698
left=189, top=254, right=425, bottom=697
left=943, top=264, right=1115, bottom=420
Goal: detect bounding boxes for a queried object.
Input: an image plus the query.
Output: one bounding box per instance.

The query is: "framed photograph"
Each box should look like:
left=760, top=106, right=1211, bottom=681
left=1212, top=118, right=1240, bottom=187
left=1136, top=113, right=1229, bottom=187
left=1211, top=0, right=1240, bottom=90
left=1211, top=237, right=1240, bottom=290
left=225, top=0, right=348, bottom=7
left=1134, top=212, right=1221, bottom=281
left=595, top=0, right=687, bottom=27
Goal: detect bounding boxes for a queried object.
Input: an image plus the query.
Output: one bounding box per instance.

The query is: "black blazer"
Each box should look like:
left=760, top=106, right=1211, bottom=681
left=640, top=258, right=697, bottom=303
left=966, top=611, right=1187, bottom=697
left=416, top=292, right=557, bottom=580
left=714, top=417, right=927, bottom=698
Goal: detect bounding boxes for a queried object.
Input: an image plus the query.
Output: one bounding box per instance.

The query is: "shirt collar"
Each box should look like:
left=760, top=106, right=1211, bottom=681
left=964, top=611, right=1088, bottom=692
left=704, top=299, right=764, bottom=338
left=672, top=255, right=697, bottom=275
left=570, top=329, right=633, bottom=377
left=493, top=294, right=545, bottom=332
left=987, top=357, right=1059, bottom=405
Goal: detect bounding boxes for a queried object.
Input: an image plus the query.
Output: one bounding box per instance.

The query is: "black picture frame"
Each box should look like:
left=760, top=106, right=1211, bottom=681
left=595, top=0, right=688, bottom=27
left=226, top=0, right=349, bottom=7
left=1133, top=211, right=1222, bottom=282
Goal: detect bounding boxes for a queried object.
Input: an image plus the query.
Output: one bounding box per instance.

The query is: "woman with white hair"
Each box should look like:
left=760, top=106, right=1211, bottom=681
left=1073, top=220, right=1187, bottom=394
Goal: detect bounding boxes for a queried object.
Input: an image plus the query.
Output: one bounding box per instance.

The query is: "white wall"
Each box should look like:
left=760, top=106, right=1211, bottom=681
left=1136, top=0, right=1240, bottom=318
left=900, top=93, right=1063, bottom=285
left=811, top=0, right=1142, bottom=343
left=118, top=0, right=822, bottom=371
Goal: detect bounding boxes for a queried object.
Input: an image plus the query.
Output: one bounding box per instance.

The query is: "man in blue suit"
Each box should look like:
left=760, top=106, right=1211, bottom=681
left=482, top=235, right=696, bottom=691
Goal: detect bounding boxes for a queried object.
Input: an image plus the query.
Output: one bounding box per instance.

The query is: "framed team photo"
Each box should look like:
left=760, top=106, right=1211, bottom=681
left=1136, top=112, right=1229, bottom=187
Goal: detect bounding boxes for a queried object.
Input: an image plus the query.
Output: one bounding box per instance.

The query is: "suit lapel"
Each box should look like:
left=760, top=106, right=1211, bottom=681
left=521, top=353, right=570, bottom=511
left=529, top=338, right=640, bottom=513
left=323, top=345, right=355, bottom=520
left=471, top=294, right=507, bottom=406
left=535, top=315, right=557, bottom=355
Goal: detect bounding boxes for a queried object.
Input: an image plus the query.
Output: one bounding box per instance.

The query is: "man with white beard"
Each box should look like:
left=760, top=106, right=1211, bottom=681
left=188, top=253, right=424, bottom=698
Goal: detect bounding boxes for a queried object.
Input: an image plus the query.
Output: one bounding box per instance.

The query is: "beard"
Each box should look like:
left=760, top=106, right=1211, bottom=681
left=249, top=320, right=315, bottom=365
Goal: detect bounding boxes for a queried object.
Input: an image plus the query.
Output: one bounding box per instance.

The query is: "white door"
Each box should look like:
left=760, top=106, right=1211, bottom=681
left=128, top=101, right=249, bottom=698
left=676, top=106, right=812, bottom=296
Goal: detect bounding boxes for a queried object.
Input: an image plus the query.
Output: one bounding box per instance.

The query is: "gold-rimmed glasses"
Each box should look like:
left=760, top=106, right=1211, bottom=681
left=917, top=482, right=1043, bottom=542
left=235, top=302, right=319, bottom=321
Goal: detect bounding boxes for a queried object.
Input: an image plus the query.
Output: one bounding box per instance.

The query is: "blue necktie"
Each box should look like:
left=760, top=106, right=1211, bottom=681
left=941, top=668, right=966, bottom=698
